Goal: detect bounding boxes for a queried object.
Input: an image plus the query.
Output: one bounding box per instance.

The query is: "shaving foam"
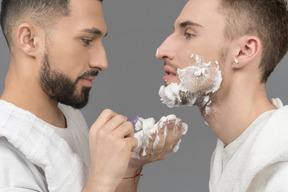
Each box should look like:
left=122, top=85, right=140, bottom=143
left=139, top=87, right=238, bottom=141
left=159, top=54, right=222, bottom=114
left=156, top=48, right=159, bottom=57
left=132, top=114, right=188, bottom=159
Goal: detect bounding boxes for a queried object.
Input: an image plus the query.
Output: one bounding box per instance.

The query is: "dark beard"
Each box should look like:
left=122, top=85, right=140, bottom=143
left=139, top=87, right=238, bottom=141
left=40, top=53, right=97, bottom=109
left=179, top=90, right=204, bottom=106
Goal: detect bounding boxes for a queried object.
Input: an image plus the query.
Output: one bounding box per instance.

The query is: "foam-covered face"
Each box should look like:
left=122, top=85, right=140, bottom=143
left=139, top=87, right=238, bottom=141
left=156, top=0, right=227, bottom=113
left=158, top=54, right=223, bottom=111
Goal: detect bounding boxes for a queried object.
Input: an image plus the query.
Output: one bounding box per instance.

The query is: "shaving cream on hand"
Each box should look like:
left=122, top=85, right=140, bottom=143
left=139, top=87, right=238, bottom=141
left=132, top=114, right=188, bottom=159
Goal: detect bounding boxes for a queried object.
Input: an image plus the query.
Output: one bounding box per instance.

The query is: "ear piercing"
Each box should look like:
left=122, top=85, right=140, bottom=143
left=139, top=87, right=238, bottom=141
left=234, top=59, right=239, bottom=65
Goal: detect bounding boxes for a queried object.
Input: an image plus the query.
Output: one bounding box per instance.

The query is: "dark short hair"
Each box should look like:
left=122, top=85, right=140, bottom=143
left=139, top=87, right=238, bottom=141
left=219, top=0, right=288, bottom=82
left=0, top=0, right=102, bottom=48
left=0, top=0, right=72, bottom=48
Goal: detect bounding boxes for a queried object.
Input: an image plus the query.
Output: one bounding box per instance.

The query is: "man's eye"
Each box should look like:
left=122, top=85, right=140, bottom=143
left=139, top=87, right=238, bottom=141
left=82, top=38, right=93, bottom=46
left=185, top=32, right=195, bottom=39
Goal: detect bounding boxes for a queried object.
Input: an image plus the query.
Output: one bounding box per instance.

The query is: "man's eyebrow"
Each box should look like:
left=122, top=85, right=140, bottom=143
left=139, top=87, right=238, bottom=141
left=179, top=20, right=204, bottom=28
left=81, top=27, right=108, bottom=37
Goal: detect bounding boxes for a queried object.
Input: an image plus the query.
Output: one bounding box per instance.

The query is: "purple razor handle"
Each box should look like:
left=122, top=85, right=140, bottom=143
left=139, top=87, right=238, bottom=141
left=127, top=116, right=139, bottom=123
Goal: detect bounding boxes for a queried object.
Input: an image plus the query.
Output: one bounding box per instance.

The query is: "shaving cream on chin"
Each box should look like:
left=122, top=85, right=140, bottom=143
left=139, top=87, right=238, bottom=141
left=158, top=83, right=181, bottom=108
left=158, top=54, right=223, bottom=113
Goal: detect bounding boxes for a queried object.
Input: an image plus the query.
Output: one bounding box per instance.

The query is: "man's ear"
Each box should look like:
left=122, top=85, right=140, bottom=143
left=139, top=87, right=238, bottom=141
left=17, top=23, right=42, bottom=57
left=232, top=36, right=261, bottom=69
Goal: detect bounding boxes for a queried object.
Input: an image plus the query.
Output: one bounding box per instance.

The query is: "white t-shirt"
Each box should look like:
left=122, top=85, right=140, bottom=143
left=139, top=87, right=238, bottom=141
left=209, top=101, right=288, bottom=192
left=0, top=100, right=90, bottom=192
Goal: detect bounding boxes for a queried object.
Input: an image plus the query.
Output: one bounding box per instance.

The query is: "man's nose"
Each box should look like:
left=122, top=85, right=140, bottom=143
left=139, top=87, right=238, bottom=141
left=89, top=43, right=108, bottom=71
left=156, top=34, right=176, bottom=61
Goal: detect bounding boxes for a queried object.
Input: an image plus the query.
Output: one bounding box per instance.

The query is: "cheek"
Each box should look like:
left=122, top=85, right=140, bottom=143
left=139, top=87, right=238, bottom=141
left=177, top=49, right=195, bottom=69
left=51, top=47, right=88, bottom=69
left=198, top=65, right=221, bottom=90
left=184, top=36, right=223, bottom=63
left=46, top=56, right=78, bottom=82
left=177, top=52, right=223, bottom=93
left=177, top=41, right=211, bottom=69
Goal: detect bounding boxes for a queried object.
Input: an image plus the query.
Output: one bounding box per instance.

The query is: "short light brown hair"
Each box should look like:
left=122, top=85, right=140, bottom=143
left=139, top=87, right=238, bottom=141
left=219, top=0, right=288, bottom=82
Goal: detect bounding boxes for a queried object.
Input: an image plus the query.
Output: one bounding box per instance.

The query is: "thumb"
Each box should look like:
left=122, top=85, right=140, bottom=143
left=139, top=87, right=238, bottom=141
left=130, top=137, right=138, bottom=153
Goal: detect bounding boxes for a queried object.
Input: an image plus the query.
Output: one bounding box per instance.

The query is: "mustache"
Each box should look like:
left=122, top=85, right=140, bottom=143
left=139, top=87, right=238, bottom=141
left=79, top=70, right=99, bottom=79
left=75, top=70, right=99, bottom=84
left=164, top=61, right=178, bottom=70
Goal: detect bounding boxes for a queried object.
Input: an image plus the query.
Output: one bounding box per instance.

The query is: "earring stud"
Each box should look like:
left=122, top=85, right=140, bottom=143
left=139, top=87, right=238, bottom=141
left=234, top=59, right=239, bottom=65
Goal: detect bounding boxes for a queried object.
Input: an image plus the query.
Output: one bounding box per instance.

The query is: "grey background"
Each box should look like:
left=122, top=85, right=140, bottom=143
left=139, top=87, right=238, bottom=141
left=0, top=0, right=288, bottom=191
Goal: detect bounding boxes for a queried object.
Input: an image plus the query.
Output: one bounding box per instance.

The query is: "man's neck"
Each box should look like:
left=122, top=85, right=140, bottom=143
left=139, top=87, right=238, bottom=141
left=202, top=83, right=276, bottom=146
left=1, top=70, right=67, bottom=128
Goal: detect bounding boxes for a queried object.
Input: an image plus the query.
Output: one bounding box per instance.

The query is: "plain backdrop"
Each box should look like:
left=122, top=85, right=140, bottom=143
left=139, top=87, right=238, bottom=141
left=0, top=0, right=288, bottom=191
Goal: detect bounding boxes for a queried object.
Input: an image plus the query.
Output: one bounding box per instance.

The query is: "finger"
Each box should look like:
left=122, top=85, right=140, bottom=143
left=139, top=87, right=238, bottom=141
left=152, top=122, right=167, bottom=155
left=145, top=132, right=157, bottom=155
left=102, top=114, right=128, bottom=132
left=164, top=119, right=177, bottom=148
left=174, top=119, right=180, bottom=140
left=160, top=119, right=178, bottom=153
left=127, top=137, right=138, bottom=158
left=168, top=119, right=183, bottom=151
left=130, top=137, right=138, bottom=153
left=91, top=109, right=117, bottom=130
left=174, top=120, right=183, bottom=144
left=113, top=121, right=134, bottom=138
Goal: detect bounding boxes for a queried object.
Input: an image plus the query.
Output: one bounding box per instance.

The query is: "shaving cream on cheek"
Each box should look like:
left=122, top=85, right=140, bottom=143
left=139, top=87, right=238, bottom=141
left=158, top=54, right=223, bottom=114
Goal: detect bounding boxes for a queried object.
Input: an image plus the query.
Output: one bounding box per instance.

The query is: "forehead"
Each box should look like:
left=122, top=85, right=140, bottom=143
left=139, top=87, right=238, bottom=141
left=54, top=0, right=107, bottom=35
left=175, top=0, right=224, bottom=29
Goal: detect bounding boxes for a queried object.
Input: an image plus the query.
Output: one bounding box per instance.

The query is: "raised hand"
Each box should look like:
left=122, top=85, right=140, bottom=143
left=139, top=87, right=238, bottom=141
left=83, top=109, right=138, bottom=192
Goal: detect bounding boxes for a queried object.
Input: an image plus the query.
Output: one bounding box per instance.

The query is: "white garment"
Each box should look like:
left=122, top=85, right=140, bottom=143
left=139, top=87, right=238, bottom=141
left=209, top=99, right=288, bottom=192
left=0, top=100, right=90, bottom=192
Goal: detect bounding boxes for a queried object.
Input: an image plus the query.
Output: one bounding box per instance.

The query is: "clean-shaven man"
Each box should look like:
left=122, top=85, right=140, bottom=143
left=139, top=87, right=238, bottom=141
left=156, top=0, right=288, bottom=191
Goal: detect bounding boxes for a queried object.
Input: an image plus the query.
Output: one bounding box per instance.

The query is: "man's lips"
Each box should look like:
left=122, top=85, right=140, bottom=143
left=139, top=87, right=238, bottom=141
left=163, top=74, right=178, bottom=82
left=80, top=76, right=96, bottom=87
left=163, top=66, right=179, bottom=83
